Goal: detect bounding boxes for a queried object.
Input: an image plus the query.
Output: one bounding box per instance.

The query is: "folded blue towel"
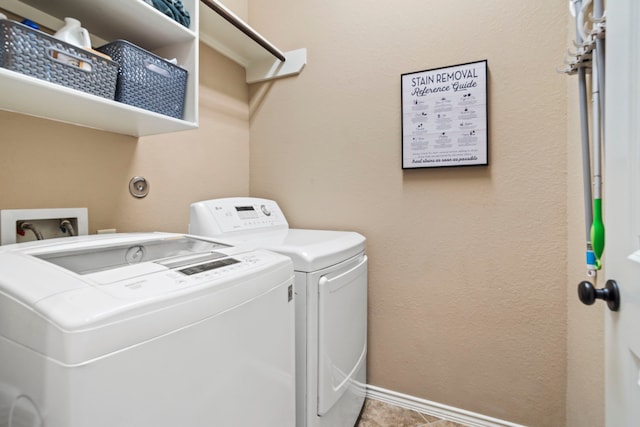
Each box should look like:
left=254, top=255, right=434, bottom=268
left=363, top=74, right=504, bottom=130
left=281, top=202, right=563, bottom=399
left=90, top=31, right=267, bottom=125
left=149, top=0, right=191, bottom=28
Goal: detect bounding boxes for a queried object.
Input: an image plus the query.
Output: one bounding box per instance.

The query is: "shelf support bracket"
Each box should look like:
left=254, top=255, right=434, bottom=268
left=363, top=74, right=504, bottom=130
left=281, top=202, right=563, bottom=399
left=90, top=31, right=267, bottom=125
left=246, top=48, right=306, bottom=84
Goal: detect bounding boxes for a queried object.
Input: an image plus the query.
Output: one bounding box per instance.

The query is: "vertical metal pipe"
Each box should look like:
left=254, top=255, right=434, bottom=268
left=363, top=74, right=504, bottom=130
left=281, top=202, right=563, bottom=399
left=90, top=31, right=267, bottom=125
left=593, top=0, right=605, bottom=135
left=572, top=0, right=596, bottom=274
left=578, top=67, right=593, bottom=237
left=592, top=54, right=601, bottom=200
left=575, top=0, right=593, bottom=240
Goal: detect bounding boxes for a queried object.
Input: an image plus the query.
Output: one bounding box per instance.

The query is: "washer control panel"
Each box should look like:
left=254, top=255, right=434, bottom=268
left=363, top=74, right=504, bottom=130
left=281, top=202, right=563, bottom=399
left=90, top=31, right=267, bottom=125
left=100, top=251, right=269, bottom=299
left=191, top=197, right=289, bottom=235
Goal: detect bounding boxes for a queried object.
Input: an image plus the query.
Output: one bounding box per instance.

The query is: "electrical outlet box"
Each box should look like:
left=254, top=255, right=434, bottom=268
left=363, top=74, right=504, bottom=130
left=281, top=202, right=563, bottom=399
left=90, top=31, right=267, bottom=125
left=0, top=208, right=88, bottom=245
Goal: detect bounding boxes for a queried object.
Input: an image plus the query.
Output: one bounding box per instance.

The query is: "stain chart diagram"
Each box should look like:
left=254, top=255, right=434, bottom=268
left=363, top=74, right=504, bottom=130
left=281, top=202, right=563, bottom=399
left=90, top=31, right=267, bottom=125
left=401, top=60, right=488, bottom=169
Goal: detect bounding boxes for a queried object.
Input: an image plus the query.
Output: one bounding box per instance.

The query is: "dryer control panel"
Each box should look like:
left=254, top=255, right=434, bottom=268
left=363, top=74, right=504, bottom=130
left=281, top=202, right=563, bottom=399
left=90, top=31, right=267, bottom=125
left=190, top=197, right=289, bottom=235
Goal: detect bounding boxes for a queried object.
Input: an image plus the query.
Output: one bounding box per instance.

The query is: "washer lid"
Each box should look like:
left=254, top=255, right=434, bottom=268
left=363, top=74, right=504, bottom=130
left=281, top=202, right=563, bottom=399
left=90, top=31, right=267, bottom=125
left=231, top=228, right=366, bottom=272
left=34, top=234, right=231, bottom=276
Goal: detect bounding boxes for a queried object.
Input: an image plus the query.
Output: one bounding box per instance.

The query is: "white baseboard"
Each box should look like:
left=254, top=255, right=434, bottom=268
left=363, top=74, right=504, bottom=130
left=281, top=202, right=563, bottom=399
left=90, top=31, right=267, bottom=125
left=365, top=385, right=528, bottom=427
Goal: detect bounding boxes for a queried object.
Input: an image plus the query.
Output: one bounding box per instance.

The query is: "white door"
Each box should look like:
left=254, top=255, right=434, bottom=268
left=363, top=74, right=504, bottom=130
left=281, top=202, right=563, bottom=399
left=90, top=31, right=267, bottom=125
left=604, top=1, right=640, bottom=425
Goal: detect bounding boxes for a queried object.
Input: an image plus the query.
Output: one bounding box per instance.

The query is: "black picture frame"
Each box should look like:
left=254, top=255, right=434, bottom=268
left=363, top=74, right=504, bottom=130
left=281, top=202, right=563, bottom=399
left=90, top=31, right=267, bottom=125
left=401, top=60, right=488, bottom=169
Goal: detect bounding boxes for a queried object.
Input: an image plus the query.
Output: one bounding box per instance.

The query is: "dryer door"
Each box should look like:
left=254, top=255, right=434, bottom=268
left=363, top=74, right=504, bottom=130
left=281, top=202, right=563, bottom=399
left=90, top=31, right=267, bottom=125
left=317, top=254, right=367, bottom=416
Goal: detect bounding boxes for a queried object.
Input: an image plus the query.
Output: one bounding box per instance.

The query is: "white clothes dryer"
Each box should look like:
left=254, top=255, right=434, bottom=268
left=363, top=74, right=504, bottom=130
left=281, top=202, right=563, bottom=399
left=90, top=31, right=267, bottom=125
left=190, top=197, right=367, bottom=427
left=0, top=232, right=295, bottom=427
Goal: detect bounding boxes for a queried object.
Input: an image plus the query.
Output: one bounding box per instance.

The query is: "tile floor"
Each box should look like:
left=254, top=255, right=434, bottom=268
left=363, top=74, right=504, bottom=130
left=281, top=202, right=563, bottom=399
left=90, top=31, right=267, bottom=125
left=356, top=398, right=468, bottom=427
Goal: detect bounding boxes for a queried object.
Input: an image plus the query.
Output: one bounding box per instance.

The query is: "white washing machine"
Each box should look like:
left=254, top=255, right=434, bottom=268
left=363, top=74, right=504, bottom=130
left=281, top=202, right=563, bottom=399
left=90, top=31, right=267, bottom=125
left=190, top=198, right=367, bottom=427
left=0, top=232, right=295, bottom=427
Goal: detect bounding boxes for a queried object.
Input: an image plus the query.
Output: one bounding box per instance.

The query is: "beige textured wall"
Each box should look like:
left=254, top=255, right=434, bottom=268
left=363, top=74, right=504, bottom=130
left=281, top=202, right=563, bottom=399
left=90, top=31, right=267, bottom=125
left=248, top=1, right=568, bottom=426
left=0, top=2, right=603, bottom=426
left=0, top=44, right=249, bottom=235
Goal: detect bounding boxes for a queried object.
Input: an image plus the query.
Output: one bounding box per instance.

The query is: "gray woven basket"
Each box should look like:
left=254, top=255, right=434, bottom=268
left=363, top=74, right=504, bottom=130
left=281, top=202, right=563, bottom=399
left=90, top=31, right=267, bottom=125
left=0, top=20, right=118, bottom=99
left=97, top=40, right=187, bottom=119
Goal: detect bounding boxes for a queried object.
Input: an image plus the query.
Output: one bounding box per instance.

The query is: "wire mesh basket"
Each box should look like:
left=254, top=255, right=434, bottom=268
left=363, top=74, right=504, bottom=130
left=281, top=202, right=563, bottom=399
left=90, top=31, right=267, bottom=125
left=0, top=19, right=118, bottom=99
left=97, top=40, right=188, bottom=119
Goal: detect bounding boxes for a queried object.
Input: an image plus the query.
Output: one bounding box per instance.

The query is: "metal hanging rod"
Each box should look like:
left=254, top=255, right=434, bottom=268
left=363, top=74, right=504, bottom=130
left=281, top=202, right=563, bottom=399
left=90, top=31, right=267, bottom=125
left=200, top=0, right=286, bottom=62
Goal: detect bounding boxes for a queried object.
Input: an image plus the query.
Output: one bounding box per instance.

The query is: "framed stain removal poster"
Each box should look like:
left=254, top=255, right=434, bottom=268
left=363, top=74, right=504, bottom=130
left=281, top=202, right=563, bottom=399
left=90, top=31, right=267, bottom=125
left=401, top=60, right=488, bottom=169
